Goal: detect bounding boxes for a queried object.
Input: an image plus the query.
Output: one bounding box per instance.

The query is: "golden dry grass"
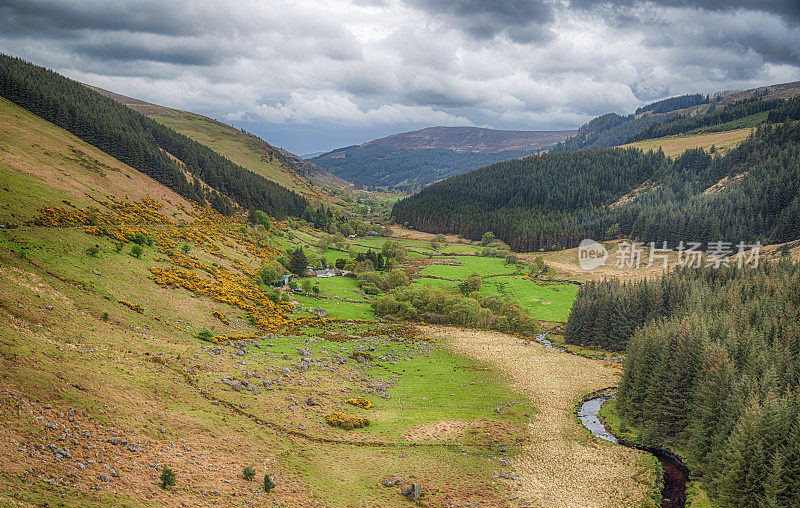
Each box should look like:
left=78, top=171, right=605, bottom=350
left=0, top=97, right=193, bottom=221
left=519, top=239, right=680, bottom=282
left=618, top=127, right=753, bottom=157
left=423, top=325, right=654, bottom=507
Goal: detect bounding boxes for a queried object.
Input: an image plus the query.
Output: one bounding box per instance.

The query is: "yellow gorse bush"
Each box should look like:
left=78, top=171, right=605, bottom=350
left=212, top=310, right=230, bottom=324
left=346, top=397, right=373, bottom=409
left=325, top=412, right=370, bottom=430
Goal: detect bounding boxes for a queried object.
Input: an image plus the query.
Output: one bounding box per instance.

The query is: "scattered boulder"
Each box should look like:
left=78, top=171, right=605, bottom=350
left=402, top=482, right=422, bottom=500
left=305, top=398, right=319, bottom=406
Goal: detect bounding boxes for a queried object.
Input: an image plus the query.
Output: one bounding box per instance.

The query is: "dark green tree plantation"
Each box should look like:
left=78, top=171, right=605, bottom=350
left=0, top=54, right=307, bottom=218
left=566, top=259, right=800, bottom=506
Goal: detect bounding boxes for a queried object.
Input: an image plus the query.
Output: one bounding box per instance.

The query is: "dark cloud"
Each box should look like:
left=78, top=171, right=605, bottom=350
left=570, top=0, right=800, bottom=25
left=570, top=1, right=800, bottom=67
left=72, top=40, right=227, bottom=67
left=404, top=0, right=555, bottom=43
left=0, top=0, right=200, bottom=37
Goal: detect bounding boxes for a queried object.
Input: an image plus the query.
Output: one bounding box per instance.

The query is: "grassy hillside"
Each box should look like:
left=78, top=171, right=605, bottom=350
left=554, top=81, right=800, bottom=153
left=88, top=86, right=349, bottom=205
left=0, top=91, right=579, bottom=507
left=619, top=127, right=754, bottom=157
left=0, top=55, right=307, bottom=219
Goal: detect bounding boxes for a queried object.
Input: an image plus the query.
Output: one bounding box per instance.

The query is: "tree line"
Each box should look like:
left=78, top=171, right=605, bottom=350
left=0, top=54, right=308, bottom=219
left=568, top=259, right=800, bottom=506
left=392, top=123, right=800, bottom=251
left=626, top=97, right=792, bottom=142
left=634, top=93, right=708, bottom=115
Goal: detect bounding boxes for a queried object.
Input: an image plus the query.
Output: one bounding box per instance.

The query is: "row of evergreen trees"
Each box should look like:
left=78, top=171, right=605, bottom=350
left=392, top=123, right=800, bottom=251
left=626, top=97, right=791, bottom=142
left=635, top=93, right=708, bottom=115
left=579, top=259, right=800, bottom=506
left=0, top=54, right=308, bottom=218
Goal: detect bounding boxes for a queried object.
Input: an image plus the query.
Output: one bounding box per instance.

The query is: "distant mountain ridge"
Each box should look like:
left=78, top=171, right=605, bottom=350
left=363, top=126, right=576, bottom=152
left=552, top=81, right=800, bottom=153
left=311, top=126, right=575, bottom=188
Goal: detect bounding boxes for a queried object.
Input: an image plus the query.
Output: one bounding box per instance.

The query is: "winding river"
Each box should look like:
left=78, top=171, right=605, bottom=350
left=532, top=332, right=688, bottom=506
left=579, top=396, right=688, bottom=508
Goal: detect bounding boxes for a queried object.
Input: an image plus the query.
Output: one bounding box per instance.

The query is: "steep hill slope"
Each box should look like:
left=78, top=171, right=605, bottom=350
left=0, top=55, right=308, bottom=219
left=88, top=85, right=349, bottom=204
left=0, top=89, right=554, bottom=507
left=553, top=82, right=800, bottom=154
left=311, top=126, right=575, bottom=188
left=392, top=122, right=800, bottom=251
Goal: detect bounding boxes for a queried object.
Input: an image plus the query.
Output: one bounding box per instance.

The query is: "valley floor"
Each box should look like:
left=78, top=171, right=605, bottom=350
left=423, top=326, right=656, bottom=507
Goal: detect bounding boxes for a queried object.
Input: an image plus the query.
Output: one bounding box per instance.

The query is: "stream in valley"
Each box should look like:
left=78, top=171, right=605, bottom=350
left=579, top=397, right=688, bottom=508
left=532, top=332, right=688, bottom=507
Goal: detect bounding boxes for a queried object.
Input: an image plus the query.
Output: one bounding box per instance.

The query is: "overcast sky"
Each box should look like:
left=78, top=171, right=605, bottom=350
left=1, top=0, right=799, bottom=154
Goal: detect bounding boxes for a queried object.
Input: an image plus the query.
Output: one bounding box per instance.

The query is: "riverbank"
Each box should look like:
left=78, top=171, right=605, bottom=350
left=598, top=398, right=715, bottom=507
left=423, top=325, right=656, bottom=506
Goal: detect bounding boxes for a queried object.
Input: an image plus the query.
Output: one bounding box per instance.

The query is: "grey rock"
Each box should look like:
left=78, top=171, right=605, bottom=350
left=305, top=398, right=318, bottom=406
left=402, top=482, right=422, bottom=500
left=99, top=474, right=110, bottom=482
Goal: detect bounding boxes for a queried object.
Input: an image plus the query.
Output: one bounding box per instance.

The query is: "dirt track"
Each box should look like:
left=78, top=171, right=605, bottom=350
left=423, top=326, right=654, bottom=507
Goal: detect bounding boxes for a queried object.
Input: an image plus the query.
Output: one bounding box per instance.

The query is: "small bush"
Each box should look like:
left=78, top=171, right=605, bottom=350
left=85, top=244, right=100, bottom=256
left=101, top=311, right=109, bottom=321
left=347, top=397, right=373, bottom=409
left=243, top=466, right=256, bottom=481
left=160, top=467, right=176, bottom=489
left=180, top=244, right=190, bottom=254
left=114, top=242, right=124, bottom=252
left=197, top=329, right=214, bottom=342
left=325, top=412, right=370, bottom=430
left=132, top=232, right=153, bottom=246
left=130, top=244, right=143, bottom=258
left=264, top=474, right=275, bottom=493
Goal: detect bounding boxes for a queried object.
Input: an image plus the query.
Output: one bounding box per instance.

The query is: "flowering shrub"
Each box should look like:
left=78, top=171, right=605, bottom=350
left=346, top=397, right=373, bottom=409
left=212, top=311, right=230, bottom=324
left=118, top=300, right=144, bottom=314
left=29, top=197, right=383, bottom=334
left=325, top=412, right=370, bottom=430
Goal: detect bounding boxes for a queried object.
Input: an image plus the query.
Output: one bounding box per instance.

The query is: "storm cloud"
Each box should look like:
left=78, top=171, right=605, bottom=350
left=0, top=0, right=798, bottom=153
